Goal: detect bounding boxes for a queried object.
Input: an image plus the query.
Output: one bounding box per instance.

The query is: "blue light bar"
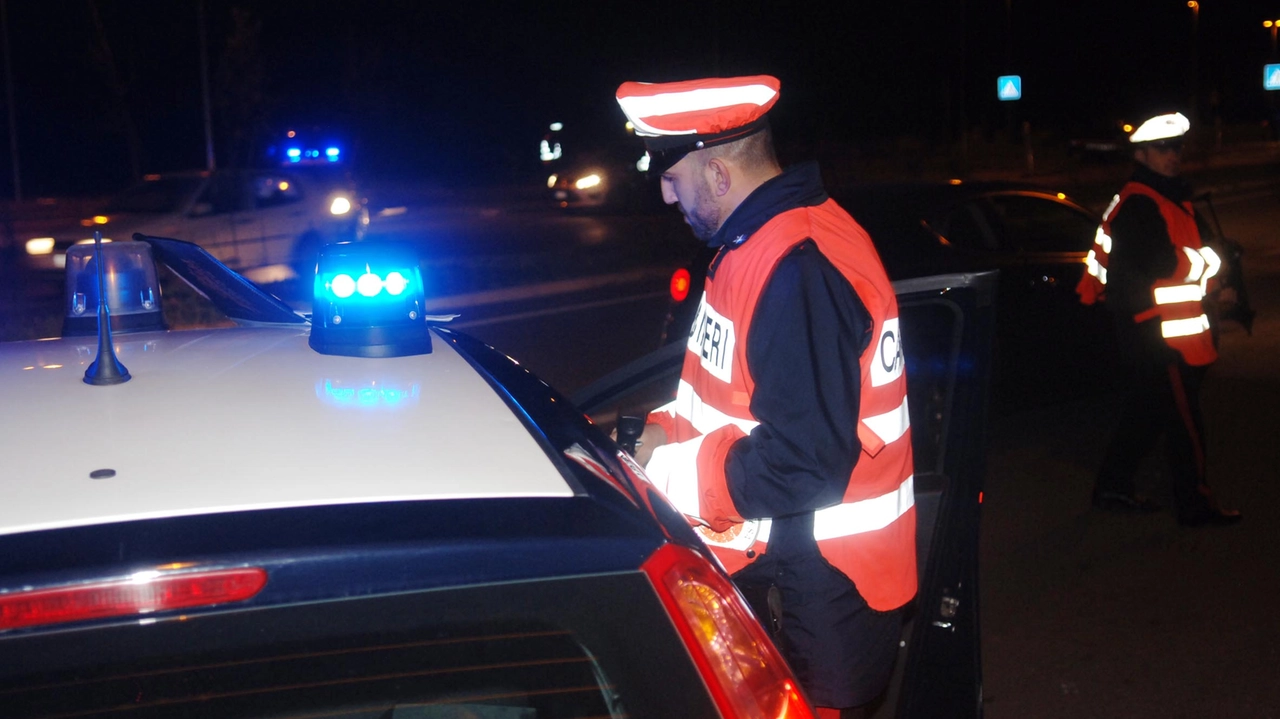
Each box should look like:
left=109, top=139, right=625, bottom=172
left=308, top=242, right=431, bottom=358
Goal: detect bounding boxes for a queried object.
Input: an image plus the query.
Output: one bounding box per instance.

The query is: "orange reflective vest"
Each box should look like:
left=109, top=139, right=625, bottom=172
left=1076, top=182, right=1219, bottom=366
left=645, top=199, right=917, bottom=612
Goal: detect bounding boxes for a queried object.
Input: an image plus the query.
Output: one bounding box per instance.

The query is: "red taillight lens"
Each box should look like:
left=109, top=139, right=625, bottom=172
left=642, top=543, right=816, bottom=719
left=670, top=268, right=692, bottom=303
left=0, top=567, right=268, bottom=631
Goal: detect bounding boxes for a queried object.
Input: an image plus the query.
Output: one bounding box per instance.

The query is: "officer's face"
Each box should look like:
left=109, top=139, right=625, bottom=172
left=1135, top=144, right=1182, bottom=178
left=661, top=155, right=721, bottom=241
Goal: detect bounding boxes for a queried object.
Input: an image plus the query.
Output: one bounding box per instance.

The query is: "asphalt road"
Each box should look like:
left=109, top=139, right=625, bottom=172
left=979, top=184, right=1280, bottom=718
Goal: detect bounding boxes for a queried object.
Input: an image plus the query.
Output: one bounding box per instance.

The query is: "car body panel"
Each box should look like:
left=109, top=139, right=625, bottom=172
left=0, top=325, right=574, bottom=537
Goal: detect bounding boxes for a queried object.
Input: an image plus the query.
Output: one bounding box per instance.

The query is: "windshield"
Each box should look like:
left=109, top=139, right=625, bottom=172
left=102, top=177, right=204, bottom=214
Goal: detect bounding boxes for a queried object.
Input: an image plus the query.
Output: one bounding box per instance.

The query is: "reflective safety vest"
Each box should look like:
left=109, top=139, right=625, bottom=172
left=644, top=199, right=917, bottom=612
left=1075, top=182, right=1220, bottom=366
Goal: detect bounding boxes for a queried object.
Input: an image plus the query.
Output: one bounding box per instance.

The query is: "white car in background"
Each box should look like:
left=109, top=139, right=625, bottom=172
left=21, top=168, right=368, bottom=283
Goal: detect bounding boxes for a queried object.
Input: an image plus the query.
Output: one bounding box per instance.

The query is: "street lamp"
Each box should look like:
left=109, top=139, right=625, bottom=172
left=1266, top=19, right=1280, bottom=57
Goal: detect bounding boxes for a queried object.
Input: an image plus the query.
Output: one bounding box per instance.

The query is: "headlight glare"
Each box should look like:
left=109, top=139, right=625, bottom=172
left=330, top=196, right=353, bottom=215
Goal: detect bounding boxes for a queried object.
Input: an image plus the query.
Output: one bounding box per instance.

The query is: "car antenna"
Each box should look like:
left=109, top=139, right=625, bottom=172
left=83, top=230, right=131, bottom=386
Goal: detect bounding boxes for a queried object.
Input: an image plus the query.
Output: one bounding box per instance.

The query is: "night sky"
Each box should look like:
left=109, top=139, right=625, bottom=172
left=4, top=0, right=1279, bottom=195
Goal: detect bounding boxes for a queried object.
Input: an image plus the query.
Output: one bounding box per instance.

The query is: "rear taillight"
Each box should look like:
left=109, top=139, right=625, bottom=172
left=0, top=567, right=268, bottom=631
left=670, top=268, right=692, bottom=303
left=642, top=543, right=815, bottom=719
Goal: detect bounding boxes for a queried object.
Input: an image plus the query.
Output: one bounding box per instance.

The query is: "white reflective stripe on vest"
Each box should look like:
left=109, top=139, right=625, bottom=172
left=1093, top=226, right=1113, bottom=254
left=1162, top=314, right=1211, bottom=338
left=1182, top=246, right=1206, bottom=283
left=1154, top=283, right=1205, bottom=305
left=1102, top=194, right=1122, bottom=221
left=644, top=433, right=708, bottom=519
left=674, top=379, right=761, bottom=436
left=1198, top=246, right=1221, bottom=293
left=755, top=474, right=915, bottom=544
left=862, top=395, right=911, bottom=446
left=1084, top=249, right=1108, bottom=284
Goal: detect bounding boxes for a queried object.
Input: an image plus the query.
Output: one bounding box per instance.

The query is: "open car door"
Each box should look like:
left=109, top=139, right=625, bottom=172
left=572, top=270, right=997, bottom=718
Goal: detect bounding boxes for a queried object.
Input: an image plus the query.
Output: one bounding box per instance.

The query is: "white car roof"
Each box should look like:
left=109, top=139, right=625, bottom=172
left=0, top=326, right=573, bottom=537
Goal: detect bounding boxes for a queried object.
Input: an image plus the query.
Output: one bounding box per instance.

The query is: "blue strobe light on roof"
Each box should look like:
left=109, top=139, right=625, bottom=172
left=309, top=242, right=431, bottom=358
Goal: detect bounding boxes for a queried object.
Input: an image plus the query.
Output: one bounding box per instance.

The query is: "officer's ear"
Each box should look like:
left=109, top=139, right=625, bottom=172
left=706, top=157, right=732, bottom=197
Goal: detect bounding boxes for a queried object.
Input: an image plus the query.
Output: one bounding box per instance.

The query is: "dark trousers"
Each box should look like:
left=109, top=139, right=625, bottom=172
left=734, top=548, right=902, bottom=710
left=1095, top=351, right=1215, bottom=520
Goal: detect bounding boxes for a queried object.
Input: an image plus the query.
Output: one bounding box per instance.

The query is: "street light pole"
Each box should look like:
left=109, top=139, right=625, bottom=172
left=1188, top=1, right=1199, bottom=122
left=1, top=0, right=20, bottom=202
left=197, top=0, right=215, bottom=172
left=1266, top=20, right=1279, bottom=58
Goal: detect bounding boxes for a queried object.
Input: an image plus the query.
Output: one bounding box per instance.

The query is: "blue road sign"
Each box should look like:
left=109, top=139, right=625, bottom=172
left=997, top=75, right=1022, bottom=102
left=1266, top=64, right=1280, bottom=91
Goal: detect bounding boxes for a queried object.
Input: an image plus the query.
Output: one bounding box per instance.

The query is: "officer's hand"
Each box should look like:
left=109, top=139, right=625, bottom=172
left=633, top=423, right=667, bottom=468
left=610, top=423, right=667, bottom=467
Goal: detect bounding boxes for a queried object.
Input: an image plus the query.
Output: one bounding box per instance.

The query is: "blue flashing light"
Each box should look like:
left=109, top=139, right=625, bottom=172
left=356, top=272, right=382, bottom=297
left=326, top=147, right=340, bottom=157
left=331, top=273, right=356, bottom=298
left=309, top=241, right=431, bottom=358
left=287, top=147, right=302, bottom=158
left=384, top=271, right=408, bottom=296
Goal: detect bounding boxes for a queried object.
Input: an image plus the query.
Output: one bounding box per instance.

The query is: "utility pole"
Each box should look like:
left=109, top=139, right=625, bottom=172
left=1, top=0, right=20, bottom=202
left=198, top=0, right=216, bottom=171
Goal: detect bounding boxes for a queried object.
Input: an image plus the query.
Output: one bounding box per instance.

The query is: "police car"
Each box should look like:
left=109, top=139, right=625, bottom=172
left=0, top=236, right=993, bottom=718
left=20, top=164, right=368, bottom=284
left=0, top=236, right=814, bottom=718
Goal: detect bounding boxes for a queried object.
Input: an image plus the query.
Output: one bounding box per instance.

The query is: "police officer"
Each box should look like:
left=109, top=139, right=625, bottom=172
left=1077, top=111, right=1241, bottom=527
left=616, top=76, right=916, bottom=718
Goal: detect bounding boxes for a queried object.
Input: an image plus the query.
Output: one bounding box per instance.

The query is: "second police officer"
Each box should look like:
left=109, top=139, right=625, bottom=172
left=1077, top=111, right=1242, bottom=527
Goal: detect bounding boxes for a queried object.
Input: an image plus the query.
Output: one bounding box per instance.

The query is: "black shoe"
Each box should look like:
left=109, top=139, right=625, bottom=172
left=1092, top=489, right=1161, bottom=513
left=1178, top=508, right=1243, bottom=527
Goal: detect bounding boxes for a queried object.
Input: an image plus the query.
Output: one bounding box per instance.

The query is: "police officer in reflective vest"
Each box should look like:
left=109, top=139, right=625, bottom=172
left=1077, top=112, right=1241, bottom=527
left=616, top=76, right=916, bottom=718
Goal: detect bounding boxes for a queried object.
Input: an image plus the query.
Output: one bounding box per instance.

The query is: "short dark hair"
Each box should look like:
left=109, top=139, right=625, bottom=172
left=702, top=125, right=779, bottom=171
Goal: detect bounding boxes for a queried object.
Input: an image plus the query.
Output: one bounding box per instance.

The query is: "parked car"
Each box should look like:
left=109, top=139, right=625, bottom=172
left=0, top=237, right=809, bottom=719
left=20, top=167, right=369, bottom=283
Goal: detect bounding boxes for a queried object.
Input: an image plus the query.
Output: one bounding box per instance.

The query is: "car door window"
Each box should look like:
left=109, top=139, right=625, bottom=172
left=253, top=174, right=305, bottom=209
left=931, top=201, right=1000, bottom=251
left=191, top=174, right=246, bottom=217
left=985, top=195, right=1097, bottom=253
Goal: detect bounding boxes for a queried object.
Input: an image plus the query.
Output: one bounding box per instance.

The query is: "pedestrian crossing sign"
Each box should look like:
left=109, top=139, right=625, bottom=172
left=997, top=75, right=1022, bottom=101
left=1266, top=64, right=1280, bottom=91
